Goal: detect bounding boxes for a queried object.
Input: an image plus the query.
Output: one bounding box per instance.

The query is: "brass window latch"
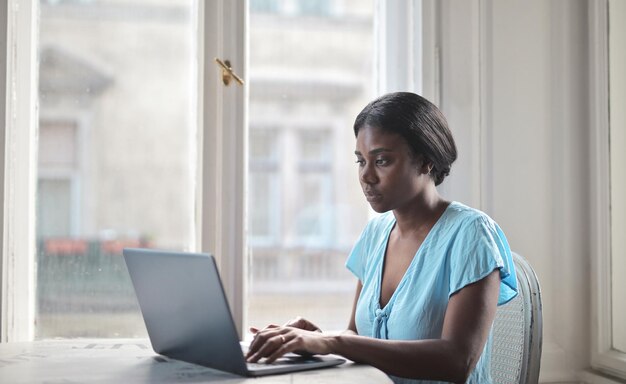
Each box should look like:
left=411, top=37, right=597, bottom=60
left=214, top=58, right=244, bottom=86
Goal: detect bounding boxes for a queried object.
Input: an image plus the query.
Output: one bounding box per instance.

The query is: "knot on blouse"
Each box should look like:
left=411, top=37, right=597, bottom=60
left=373, top=307, right=390, bottom=339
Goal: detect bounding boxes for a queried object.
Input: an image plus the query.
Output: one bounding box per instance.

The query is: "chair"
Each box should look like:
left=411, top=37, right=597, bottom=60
left=491, top=252, right=543, bottom=384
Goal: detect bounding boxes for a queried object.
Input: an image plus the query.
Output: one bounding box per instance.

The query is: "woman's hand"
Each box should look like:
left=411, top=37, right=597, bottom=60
left=245, top=326, right=334, bottom=364
left=249, top=316, right=322, bottom=334
left=283, top=316, right=322, bottom=332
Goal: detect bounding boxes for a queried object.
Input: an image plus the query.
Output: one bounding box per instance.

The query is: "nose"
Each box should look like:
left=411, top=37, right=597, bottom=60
left=360, top=162, right=378, bottom=185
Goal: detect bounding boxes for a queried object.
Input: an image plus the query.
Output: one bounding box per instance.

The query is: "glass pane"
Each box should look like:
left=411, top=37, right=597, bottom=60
left=247, top=1, right=374, bottom=331
left=36, top=0, right=196, bottom=338
left=37, top=179, right=72, bottom=237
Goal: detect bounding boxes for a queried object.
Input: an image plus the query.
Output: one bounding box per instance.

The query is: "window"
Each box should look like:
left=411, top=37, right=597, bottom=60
left=37, top=121, right=80, bottom=238
left=249, top=0, right=281, bottom=14
left=249, top=0, right=335, bottom=17
left=34, top=0, right=196, bottom=338
left=1, top=0, right=424, bottom=341
left=590, top=0, right=626, bottom=379
left=246, top=1, right=374, bottom=331
left=294, top=130, right=333, bottom=245
left=249, top=128, right=281, bottom=246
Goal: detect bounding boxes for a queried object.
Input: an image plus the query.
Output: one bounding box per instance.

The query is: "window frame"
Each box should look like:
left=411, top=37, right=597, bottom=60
left=196, top=0, right=248, bottom=337
left=0, top=0, right=7, bottom=344
left=589, top=0, right=626, bottom=378
left=608, top=0, right=626, bottom=357
left=1, top=0, right=39, bottom=343
left=0, top=0, right=428, bottom=342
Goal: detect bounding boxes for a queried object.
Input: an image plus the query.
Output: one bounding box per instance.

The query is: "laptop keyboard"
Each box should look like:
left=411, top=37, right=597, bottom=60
left=247, top=356, right=323, bottom=369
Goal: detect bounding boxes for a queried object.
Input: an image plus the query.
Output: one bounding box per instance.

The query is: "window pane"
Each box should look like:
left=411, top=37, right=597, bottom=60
left=36, top=0, right=195, bottom=338
left=37, top=179, right=73, bottom=237
left=247, top=1, right=374, bottom=331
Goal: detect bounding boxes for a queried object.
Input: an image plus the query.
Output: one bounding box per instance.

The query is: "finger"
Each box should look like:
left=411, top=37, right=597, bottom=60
left=250, top=324, right=279, bottom=335
left=285, top=317, right=321, bottom=332
left=246, top=329, right=282, bottom=360
left=246, top=334, right=266, bottom=358
left=246, top=329, right=272, bottom=358
left=248, top=328, right=289, bottom=362
left=261, top=334, right=289, bottom=363
left=247, top=332, right=288, bottom=363
left=266, top=335, right=297, bottom=363
left=247, top=324, right=281, bottom=357
left=284, top=317, right=301, bottom=327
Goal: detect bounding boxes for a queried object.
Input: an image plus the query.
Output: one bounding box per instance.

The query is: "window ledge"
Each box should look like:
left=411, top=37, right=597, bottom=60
left=579, top=369, right=626, bottom=384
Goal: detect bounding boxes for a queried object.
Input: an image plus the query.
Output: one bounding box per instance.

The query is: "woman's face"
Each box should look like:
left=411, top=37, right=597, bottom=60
left=355, top=124, right=429, bottom=213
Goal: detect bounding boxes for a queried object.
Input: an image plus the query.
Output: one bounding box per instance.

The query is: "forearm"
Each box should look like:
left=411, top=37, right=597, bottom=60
left=327, top=334, right=473, bottom=383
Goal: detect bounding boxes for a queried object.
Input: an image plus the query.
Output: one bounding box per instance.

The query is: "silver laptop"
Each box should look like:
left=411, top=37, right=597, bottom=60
left=122, top=248, right=345, bottom=376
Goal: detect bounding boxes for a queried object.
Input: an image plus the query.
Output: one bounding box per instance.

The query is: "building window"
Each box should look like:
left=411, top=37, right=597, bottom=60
left=249, top=128, right=281, bottom=246
left=250, top=0, right=335, bottom=17
left=249, top=0, right=281, bottom=14
left=294, top=130, right=333, bottom=246
left=37, top=121, right=80, bottom=238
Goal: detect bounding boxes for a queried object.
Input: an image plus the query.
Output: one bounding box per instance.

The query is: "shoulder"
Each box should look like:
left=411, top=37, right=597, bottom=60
left=444, top=201, right=499, bottom=233
left=362, top=211, right=396, bottom=237
left=443, top=203, right=516, bottom=304
left=442, top=201, right=510, bottom=263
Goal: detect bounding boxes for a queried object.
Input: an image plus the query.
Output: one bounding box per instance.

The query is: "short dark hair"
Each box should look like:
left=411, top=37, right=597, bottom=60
left=353, top=92, right=457, bottom=186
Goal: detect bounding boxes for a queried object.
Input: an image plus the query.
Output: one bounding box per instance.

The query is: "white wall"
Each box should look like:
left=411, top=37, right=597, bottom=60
left=435, top=0, right=591, bottom=382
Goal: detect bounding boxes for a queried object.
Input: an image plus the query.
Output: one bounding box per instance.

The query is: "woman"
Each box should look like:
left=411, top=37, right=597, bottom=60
left=246, top=92, right=517, bottom=384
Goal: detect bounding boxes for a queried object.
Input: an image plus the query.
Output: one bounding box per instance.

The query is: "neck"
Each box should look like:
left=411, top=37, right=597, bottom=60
left=392, top=184, right=448, bottom=237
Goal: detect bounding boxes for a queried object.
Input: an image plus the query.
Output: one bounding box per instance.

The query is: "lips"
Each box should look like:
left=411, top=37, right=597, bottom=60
left=364, top=190, right=382, bottom=202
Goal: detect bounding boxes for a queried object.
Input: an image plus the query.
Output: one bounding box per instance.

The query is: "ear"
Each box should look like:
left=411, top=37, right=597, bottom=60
left=418, top=157, right=433, bottom=175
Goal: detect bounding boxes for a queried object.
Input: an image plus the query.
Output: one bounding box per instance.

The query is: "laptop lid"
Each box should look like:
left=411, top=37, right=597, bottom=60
left=123, top=248, right=249, bottom=376
left=122, top=248, right=344, bottom=377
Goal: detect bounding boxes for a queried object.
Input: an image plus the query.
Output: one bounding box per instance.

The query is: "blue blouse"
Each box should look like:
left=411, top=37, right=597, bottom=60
left=345, top=201, right=517, bottom=384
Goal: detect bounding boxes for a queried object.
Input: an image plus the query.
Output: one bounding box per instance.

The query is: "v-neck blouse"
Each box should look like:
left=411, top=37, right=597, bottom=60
left=345, top=201, right=517, bottom=384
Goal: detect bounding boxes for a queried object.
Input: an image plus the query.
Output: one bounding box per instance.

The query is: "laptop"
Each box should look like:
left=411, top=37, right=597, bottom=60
left=122, top=248, right=345, bottom=376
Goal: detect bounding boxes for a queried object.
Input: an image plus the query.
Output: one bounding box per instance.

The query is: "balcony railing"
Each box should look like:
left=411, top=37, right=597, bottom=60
left=37, top=239, right=353, bottom=314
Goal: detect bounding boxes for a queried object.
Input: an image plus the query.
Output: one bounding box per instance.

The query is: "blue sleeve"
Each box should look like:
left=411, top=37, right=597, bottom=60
left=345, top=222, right=371, bottom=281
left=449, top=216, right=518, bottom=306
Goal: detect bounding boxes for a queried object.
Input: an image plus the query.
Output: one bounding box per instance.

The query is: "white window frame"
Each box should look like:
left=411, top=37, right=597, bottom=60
left=0, top=0, right=427, bottom=342
left=1, top=0, right=39, bottom=343
left=608, top=0, right=626, bottom=358
left=376, top=0, right=428, bottom=97
left=0, top=0, right=7, bottom=344
left=589, top=0, right=626, bottom=379
left=196, top=0, right=247, bottom=337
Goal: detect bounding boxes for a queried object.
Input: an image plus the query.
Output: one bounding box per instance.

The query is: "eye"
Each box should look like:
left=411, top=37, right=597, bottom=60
left=375, top=157, right=389, bottom=166
left=355, top=159, right=365, bottom=166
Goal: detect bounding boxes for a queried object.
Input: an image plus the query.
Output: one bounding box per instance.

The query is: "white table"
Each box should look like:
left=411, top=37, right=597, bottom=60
left=0, top=338, right=393, bottom=383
